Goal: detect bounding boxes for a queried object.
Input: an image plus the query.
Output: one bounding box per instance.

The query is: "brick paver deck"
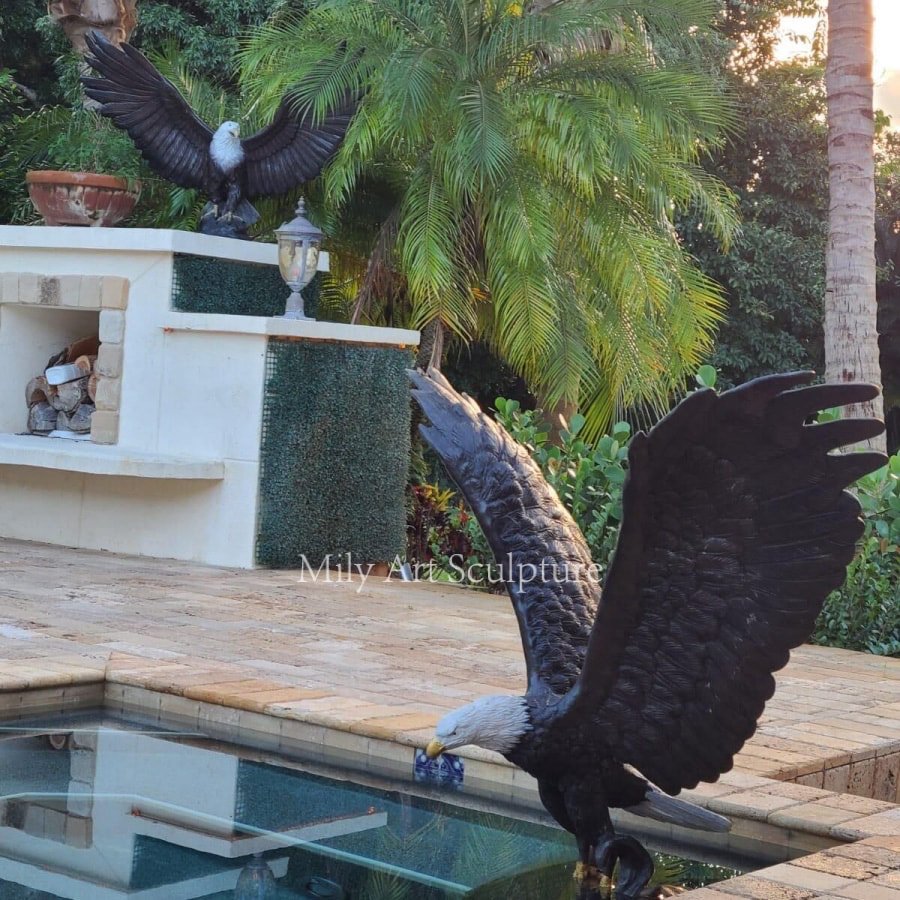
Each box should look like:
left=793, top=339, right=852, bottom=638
left=0, top=537, right=898, bottom=897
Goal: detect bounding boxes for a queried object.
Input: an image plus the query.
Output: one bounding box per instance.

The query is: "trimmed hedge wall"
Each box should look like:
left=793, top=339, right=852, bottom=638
left=256, top=339, right=412, bottom=567
left=171, top=253, right=320, bottom=318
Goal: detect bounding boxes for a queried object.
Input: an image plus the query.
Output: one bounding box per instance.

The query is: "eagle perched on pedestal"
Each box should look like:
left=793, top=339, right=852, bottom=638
left=81, top=31, right=354, bottom=239
left=411, top=369, right=887, bottom=900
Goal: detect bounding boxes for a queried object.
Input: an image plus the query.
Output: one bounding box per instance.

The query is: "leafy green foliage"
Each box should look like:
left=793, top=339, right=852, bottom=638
left=682, top=60, right=827, bottom=388
left=409, top=397, right=632, bottom=587
left=0, top=69, right=32, bottom=221
left=856, top=454, right=900, bottom=547
left=813, top=455, right=900, bottom=657
left=695, top=364, right=718, bottom=388
left=496, top=398, right=631, bottom=575
left=673, top=2, right=831, bottom=389
left=0, top=1, right=68, bottom=106
left=407, top=481, right=496, bottom=586
left=34, top=107, right=142, bottom=179
left=718, top=0, right=821, bottom=75
left=135, top=0, right=284, bottom=86
left=242, top=0, right=738, bottom=437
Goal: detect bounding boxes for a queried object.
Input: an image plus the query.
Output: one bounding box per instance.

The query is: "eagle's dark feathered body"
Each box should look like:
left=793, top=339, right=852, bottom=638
left=81, top=31, right=353, bottom=237
left=410, top=369, right=886, bottom=899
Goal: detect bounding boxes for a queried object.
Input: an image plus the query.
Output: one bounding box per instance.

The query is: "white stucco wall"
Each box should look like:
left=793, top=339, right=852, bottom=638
left=0, top=226, right=418, bottom=568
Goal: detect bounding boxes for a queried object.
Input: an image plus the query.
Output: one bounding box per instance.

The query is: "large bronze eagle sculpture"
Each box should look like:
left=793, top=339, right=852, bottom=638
left=81, top=31, right=353, bottom=239
left=410, top=369, right=886, bottom=899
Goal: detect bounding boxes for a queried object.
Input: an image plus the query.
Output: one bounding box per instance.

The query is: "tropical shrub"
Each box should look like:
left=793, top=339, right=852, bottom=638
left=408, top=398, right=632, bottom=588
left=408, top=482, right=490, bottom=584
left=813, top=454, right=900, bottom=657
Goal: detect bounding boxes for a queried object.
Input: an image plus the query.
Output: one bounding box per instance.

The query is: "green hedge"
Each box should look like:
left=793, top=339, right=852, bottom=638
left=171, top=253, right=320, bottom=318
left=256, top=339, right=411, bottom=567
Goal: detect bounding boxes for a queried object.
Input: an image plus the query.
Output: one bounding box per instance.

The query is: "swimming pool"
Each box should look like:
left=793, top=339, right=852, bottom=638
left=0, top=710, right=767, bottom=898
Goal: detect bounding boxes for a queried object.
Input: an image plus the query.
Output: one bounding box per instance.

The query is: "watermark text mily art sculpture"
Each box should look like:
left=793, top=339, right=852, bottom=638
left=411, top=368, right=887, bottom=900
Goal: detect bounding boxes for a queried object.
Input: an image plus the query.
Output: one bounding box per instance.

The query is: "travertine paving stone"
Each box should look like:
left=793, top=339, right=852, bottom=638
left=0, top=539, right=896, bottom=776
left=714, top=875, right=816, bottom=897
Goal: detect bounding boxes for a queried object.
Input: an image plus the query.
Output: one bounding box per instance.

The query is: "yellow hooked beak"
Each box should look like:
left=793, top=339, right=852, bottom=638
left=425, top=738, right=445, bottom=759
left=231, top=126, right=240, bottom=137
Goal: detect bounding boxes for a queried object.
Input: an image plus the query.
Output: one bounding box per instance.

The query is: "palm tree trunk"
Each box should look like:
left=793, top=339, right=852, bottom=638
left=540, top=394, right=578, bottom=446
left=416, top=318, right=445, bottom=371
left=825, top=0, right=886, bottom=449
left=49, top=0, right=139, bottom=111
left=409, top=318, right=445, bottom=449
left=48, top=0, right=138, bottom=52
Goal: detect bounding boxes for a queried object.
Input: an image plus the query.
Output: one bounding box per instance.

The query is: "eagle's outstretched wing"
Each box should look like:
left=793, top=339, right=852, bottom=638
left=239, top=93, right=355, bottom=200
left=82, top=31, right=219, bottom=193
left=409, top=369, right=599, bottom=696
left=570, top=373, right=886, bottom=794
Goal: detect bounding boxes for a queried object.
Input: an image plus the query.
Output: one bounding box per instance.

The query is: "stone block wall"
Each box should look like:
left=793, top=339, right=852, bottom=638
left=792, top=749, right=900, bottom=803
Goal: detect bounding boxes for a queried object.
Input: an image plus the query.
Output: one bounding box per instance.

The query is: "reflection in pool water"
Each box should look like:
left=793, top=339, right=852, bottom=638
left=0, top=714, right=738, bottom=898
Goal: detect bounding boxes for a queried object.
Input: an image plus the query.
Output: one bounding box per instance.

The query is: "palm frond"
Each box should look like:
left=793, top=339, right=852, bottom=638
left=241, top=0, right=737, bottom=427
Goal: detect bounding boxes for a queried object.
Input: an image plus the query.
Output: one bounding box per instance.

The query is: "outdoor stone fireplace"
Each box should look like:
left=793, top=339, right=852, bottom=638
left=4, top=273, right=129, bottom=443
left=0, top=226, right=418, bottom=568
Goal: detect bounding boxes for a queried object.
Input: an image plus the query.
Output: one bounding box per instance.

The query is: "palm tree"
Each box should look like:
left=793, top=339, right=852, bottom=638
left=826, top=0, right=886, bottom=449
left=241, top=0, right=737, bottom=435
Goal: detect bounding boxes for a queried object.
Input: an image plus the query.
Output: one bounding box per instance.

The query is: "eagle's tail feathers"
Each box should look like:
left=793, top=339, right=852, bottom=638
left=625, top=787, right=731, bottom=833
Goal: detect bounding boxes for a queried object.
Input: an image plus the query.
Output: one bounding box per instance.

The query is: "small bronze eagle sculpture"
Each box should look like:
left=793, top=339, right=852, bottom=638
left=410, top=369, right=886, bottom=899
left=81, top=31, right=353, bottom=239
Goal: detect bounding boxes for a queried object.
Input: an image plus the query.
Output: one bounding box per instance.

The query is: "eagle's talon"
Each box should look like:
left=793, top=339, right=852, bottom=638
left=574, top=862, right=608, bottom=890
left=594, top=834, right=654, bottom=900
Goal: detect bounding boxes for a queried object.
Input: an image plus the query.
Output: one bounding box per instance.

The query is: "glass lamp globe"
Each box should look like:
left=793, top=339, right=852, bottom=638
left=235, top=853, right=277, bottom=899
left=275, top=198, right=323, bottom=320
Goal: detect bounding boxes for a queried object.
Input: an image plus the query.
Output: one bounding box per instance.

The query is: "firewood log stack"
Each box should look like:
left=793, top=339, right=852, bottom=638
left=25, top=336, right=99, bottom=437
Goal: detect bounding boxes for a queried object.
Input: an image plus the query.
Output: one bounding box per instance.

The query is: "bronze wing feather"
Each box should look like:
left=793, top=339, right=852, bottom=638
left=239, top=93, right=355, bottom=200
left=82, top=31, right=219, bottom=194
left=569, top=372, right=886, bottom=794
left=409, top=369, right=600, bottom=697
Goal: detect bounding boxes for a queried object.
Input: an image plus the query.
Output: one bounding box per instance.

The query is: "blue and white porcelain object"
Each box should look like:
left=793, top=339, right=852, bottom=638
left=414, top=748, right=464, bottom=787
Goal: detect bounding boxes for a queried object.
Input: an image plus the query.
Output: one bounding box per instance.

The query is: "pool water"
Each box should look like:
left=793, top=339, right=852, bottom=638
left=0, top=712, right=740, bottom=899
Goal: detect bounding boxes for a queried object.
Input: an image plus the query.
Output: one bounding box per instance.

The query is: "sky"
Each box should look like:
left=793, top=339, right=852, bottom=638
left=779, top=1, right=900, bottom=124
left=872, top=0, right=900, bottom=123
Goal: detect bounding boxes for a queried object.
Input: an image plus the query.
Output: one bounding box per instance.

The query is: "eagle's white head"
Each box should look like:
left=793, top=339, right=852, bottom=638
left=425, top=695, right=531, bottom=758
left=210, top=121, right=244, bottom=174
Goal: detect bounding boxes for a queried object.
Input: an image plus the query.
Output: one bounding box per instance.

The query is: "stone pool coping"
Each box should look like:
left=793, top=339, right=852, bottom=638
left=0, top=654, right=898, bottom=898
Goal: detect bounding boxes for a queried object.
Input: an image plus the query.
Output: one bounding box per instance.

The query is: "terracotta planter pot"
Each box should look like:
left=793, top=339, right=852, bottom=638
left=26, top=171, right=140, bottom=227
